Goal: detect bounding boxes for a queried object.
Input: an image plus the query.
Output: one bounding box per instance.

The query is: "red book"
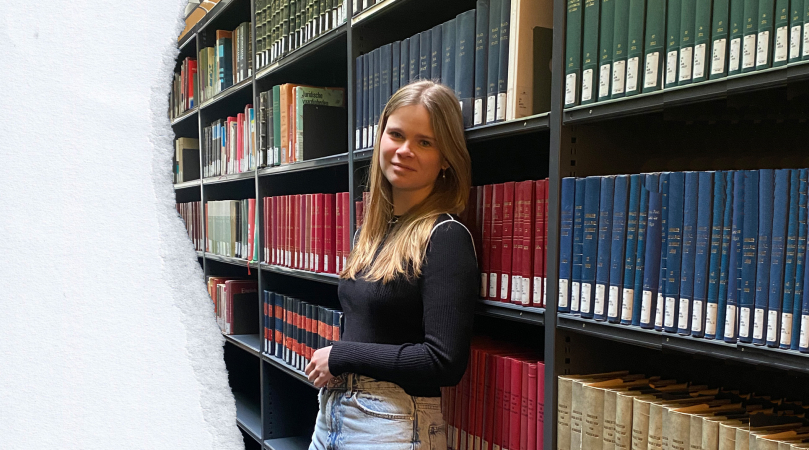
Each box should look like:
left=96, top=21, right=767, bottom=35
left=475, top=350, right=488, bottom=450
left=520, top=361, right=530, bottom=450
left=527, top=363, right=538, bottom=450
left=342, top=192, right=350, bottom=269
left=274, top=299, right=283, bottom=352
left=236, top=113, right=244, bottom=173
left=536, top=361, right=545, bottom=450
left=482, top=185, right=493, bottom=299
left=508, top=358, right=522, bottom=450
left=483, top=353, right=498, bottom=450
left=335, top=193, right=343, bottom=273
left=324, top=194, right=335, bottom=274
left=355, top=201, right=364, bottom=229
left=305, top=194, right=312, bottom=271
left=512, top=182, right=525, bottom=305
left=490, top=184, right=504, bottom=301
left=501, top=182, right=516, bottom=303
left=291, top=195, right=298, bottom=268
left=460, top=365, right=471, bottom=450
left=281, top=196, right=287, bottom=266
left=520, top=181, right=536, bottom=306
left=299, top=194, right=306, bottom=270
left=499, top=355, right=510, bottom=450
left=314, top=194, right=324, bottom=272
left=534, top=181, right=546, bottom=307
left=453, top=370, right=465, bottom=450
left=270, top=197, right=277, bottom=264
left=542, top=180, right=549, bottom=307
left=248, top=198, right=256, bottom=261
left=468, top=349, right=479, bottom=449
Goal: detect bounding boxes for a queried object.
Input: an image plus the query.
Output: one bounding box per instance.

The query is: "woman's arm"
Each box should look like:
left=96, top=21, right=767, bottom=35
left=327, top=220, right=479, bottom=387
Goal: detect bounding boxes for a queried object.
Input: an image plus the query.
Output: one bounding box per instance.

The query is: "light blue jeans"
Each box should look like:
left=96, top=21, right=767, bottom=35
left=308, top=373, right=447, bottom=450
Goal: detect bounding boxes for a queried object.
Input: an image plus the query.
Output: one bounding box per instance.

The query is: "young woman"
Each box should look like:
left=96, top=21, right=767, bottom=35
left=305, top=80, right=479, bottom=450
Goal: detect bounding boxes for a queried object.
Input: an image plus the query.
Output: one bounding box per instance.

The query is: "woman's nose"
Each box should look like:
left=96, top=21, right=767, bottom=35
left=395, top=140, right=415, bottom=158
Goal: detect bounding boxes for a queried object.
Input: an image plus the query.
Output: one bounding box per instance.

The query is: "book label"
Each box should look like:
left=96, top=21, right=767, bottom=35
left=692, top=300, right=704, bottom=332
left=474, top=99, right=484, bottom=125
left=666, top=50, right=678, bottom=84
left=791, top=26, right=802, bottom=59
left=756, top=31, right=770, bottom=66
left=801, top=315, right=809, bottom=347
left=608, top=285, right=620, bottom=317
left=572, top=281, right=581, bottom=311
left=678, top=298, right=690, bottom=330
left=481, top=273, right=488, bottom=298
left=626, top=57, right=640, bottom=92
left=512, top=275, right=522, bottom=303
left=595, top=284, right=607, bottom=315
left=679, top=46, right=694, bottom=81
left=711, top=39, right=727, bottom=74
left=655, top=294, right=665, bottom=327
left=742, top=34, right=756, bottom=69
left=565, top=73, right=577, bottom=106
left=325, top=255, right=330, bottom=273
left=356, top=130, right=360, bottom=148
left=581, top=283, right=593, bottom=313
left=599, top=64, right=612, bottom=98
left=496, top=93, right=506, bottom=121
left=501, top=273, right=509, bottom=299
left=544, top=278, right=548, bottom=304
left=693, top=44, right=706, bottom=78
left=489, top=273, right=497, bottom=298
left=665, top=297, right=676, bottom=328
left=725, top=305, right=737, bottom=338
left=644, top=52, right=660, bottom=88
left=582, top=69, right=595, bottom=101
left=739, top=306, right=751, bottom=338
left=780, top=312, right=793, bottom=346
left=766, top=310, right=779, bottom=342
left=621, top=289, right=634, bottom=321
left=729, top=38, right=742, bottom=71
left=804, top=25, right=809, bottom=56
left=775, top=26, right=788, bottom=62
left=641, top=290, right=653, bottom=323
left=753, top=307, right=765, bottom=340
left=706, top=303, right=718, bottom=335
left=486, top=95, right=496, bottom=123
left=535, top=276, right=543, bottom=305
left=522, top=278, right=531, bottom=305
left=612, top=60, right=627, bottom=95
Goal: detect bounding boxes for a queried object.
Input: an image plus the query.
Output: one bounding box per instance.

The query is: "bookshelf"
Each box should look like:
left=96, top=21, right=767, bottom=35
left=171, top=0, right=809, bottom=449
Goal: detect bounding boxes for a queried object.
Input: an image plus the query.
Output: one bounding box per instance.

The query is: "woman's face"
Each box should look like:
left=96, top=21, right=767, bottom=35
left=379, top=104, right=447, bottom=194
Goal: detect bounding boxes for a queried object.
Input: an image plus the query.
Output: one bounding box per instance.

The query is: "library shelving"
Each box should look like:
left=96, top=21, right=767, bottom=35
left=171, top=0, right=809, bottom=448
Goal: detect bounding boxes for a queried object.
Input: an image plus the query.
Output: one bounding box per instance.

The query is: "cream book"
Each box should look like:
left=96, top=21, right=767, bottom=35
left=504, top=0, right=553, bottom=120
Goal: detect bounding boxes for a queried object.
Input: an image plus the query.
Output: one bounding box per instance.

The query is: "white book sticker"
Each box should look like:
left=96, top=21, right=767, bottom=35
left=500, top=274, right=509, bottom=300
left=655, top=294, right=665, bottom=328
left=496, top=93, right=506, bottom=121
left=543, top=278, right=547, bottom=304
left=780, top=312, right=793, bottom=346
left=692, top=300, right=704, bottom=333
left=581, top=283, right=593, bottom=313
left=739, top=306, right=751, bottom=338
left=486, top=95, right=496, bottom=123
left=626, top=57, right=639, bottom=92
left=766, top=310, right=779, bottom=343
left=512, top=275, right=522, bottom=303
left=565, top=73, right=577, bottom=106
left=641, top=290, right=653, bottom=324
left=742, top=33, right=757, bottom=69
left=756, top=31, right=770, bottom=66
left=355, top=130, right=360, bottom=148
left=325, top=256, right=329, bottom=273
left=644, top=52, right=660, bottom=88
left=706, top=303, right=718, bottom=336
left=664, top=297, right=676, bottom=328
left=804, top=25, right=809, bottom=56
left=599, top=64, right=611, bottom=98
left=608, top=285, right=620, bottom=318
left=729, top=38, right=742, bottom=71
left=775, top=26, right=788, bottom=62
left=621, top=289, right=634, bottom=321
left=666, top=50, right=678, bottom=85
left=559, top=278, right=569, bottom=308
left=595, top=284, right=607, bottom=316
left=801, top=314, right=809, bottom=348
left=522, top=278, right=531, bottom=305
left=693, top=43, right=706, bottom=79
left=612, top=60, right=627, bottom=95
left=679, top=46, right=693, bottom=81
left=489, top=273, right=497, bottom=299
left=790, top=25, right=802, bottom=59
left=753, top=307, right=765, bottom=340
left=535, top=276, right=543, bottom=305
left=571, top=281, right=581, bottom=312
left=474, top=98, right=484, bottom=125
left=678, top=298, right=690, bottom=330
left=724, top=305, right=737, bottom=338
left=480, top=273, right=488, bottom=298
left=582, top=68, right=594, bottom=101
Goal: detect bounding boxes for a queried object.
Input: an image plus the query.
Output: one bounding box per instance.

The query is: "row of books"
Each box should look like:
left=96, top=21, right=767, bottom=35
left=261, top=193, right=351, bottom=274
left=442, top=338, right=545, bottom=450
left=198, top=24, right=253, bottom=104
left=254, top=0, right=347, bottom=71
left=207, top=278, right=258, bottom=335
left=350, top=0, right=382, bottom=16
left=354, top=0, right=552, bottom=149
left=206, top=199, right=259, bottom=261
left=560, top=371, right=809, bottom=450
left=462, top=180, right=550, bottom=308
left=174, top=137, right=200, bottom=183
left=261, top=290, right=343, bottom=372
left=177, top=201, right=204, bottom=251
left=256, top=84, right=345, bottom=168
left=558, top=170, right=809, bottom=352
left=170, top=57, right=197, bottom=119
left=202, top=104, right=258, bottom=178
left=564, top=0, right=809, bottom=107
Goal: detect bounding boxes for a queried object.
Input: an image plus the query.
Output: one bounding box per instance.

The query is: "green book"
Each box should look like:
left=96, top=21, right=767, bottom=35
left=804, top=0, right=809, bottom=59
left=710, top=0, right=730, bottom=78
left=624, top=0, right=647, bottom=95
left=295, top=87, right=345, bottom=162
left=692, top=0, right=713, bottom=82
left=272, top=85, right=282, bottom=166
left=728, top=0, right=746, bottom=73
left=772, top=0, right=791, bottom=65
left=581, top=0, right=601, bottom=104
left=741, top=0, right=759, bottom=71
left=678, top=0, right=698, bottom=84
left=599, top=0, right=616, bottom=99
left=611, top=0, right=631, bottom=98
left=666, top=0, right=683, bottom=87
left=789, top=0, right=803, bottom=61
left=756, top=0, right=778, bottom=67
left=565, top=0, right=585, bottom=107
left=643, top=0, right=666, bottom=92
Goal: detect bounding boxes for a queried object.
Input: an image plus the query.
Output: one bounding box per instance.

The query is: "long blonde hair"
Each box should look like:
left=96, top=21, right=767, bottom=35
left=341, top=80, right=472, bottom=283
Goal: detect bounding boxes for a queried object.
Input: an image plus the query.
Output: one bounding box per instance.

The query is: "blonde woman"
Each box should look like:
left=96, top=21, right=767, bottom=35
left=305, top=80, right=479, bottom=450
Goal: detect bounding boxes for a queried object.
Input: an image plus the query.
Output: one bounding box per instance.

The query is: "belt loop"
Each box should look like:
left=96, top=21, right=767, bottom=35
left=345, top=373, right=355, bottom=397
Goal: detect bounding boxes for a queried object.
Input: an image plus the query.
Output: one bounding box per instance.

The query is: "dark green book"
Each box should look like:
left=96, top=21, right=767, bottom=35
left=565, top=0, right=585, bottom=106
left=496, top=0, right=511, bottom=122
left=804, top=0, right=809, bottom=60
left=611, top=0, right=631, bottom=98
left=581, top=0, right=601, bottom=103
left=756, top=0, right=778, bottom=68
left=666, top=0, right=683, bottom=87
left=771, top=0, right=790, bottom=66
left=487, top=0, right=502, bottom=120
left=741, top=0, right=759, bottom=71
left=728, top=0, right=746, bottom=73
left=692, top=0, right=713, bottom=82
left=272, top=85, right=282, bottom=166
left=599, top=0, right=616, bottom=100
left=678, top=0, right=698, bottom=84
left=624, top=0, right=647, bottom=96
left=711, top=0, right=730, bottom=79
left=643, top=0, right=666, bottom=92
left=789, top=0, right=803, bottom=61
left=442, top=20, right=456, bottom=90
left=475, top=1, right=490, bottom=120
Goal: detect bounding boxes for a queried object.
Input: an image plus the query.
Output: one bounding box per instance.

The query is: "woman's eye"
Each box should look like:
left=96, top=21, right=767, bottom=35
left=420, top=140, right=432, bottom=147
left=389, top=131, right=403, bottom=139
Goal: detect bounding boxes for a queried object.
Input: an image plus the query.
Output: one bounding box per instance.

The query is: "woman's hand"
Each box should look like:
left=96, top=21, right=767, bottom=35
left=305, top=346, right=334, bottom=388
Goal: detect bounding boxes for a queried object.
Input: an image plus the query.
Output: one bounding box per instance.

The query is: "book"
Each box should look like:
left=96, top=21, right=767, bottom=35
left=475, top=1, right=490, bottom=123
left=690, top=172, right=714, bottom=337
left=501, top=182, right=516, bottom=303
left=724, top=171, right=746, bottom=343
left=505, top=0, right=553, bottom=119
left=599, top=0, right=617, bottom=100
left=678, top=0, right=698, bottom=85
left=611, top=0, right=631, bottom=98
left=641, top=173, right=663, bottom=329
left=420, top=30, right=432, bottom=80
left=442, top=21, right=456, bottom=90
left=631, top=180, right=651, bottom=326
left=789, top=0, right=803, bottom=61
left=565, top=0, right=585, bottom=106
left=620, top=175, right=641, bottom=323
left=496, top=0, right=511, bottom=122
left=643, top=0, right=667, bottom=92
left=677, top=172, right=700, bottom=335
left=581, top=177, right=603, bottom=319
left=666, top=0, right=683, bottom=87
left=710, top=0, right=732, bottom=78
left=624, top=0, right=647, bottom=96
left=772, top=0, right=791, bottom=66
left=582, top=0, right=602, bottom=104
left=777, top=170, right=799, bottom=348
left=560, top=178, right=576, bottom=313
left=380, top=43, right=392, bottom=112
left=487, top=0, right=503, bottom=120
left=409, top=33, right=420, bottom=81
left=355, top=56, right=363, bottom=148
left=594, top=176, right=615, bottom=321
left=608, top=175, right=629, bottom=323
left=457, top=9, right=477, bottom=128
left=752, top=169, right=775, bottom=345
left=741, top=0, right=760, bottom=72
left=788, top=169, right=808, bottom=349
left=705, top=171, right=728, bottom=339
left=737, top=170, right=760, bottom=343
left=572, top=178, right=588, bottom=314
left=756, top=0, right=779, bottom=68
left=400, top=38, right=410, bottom=89
left=692, top=0, right=714, bottom=82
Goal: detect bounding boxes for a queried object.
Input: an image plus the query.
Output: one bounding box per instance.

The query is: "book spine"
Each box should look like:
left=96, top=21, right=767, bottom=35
left=609, top=175, right=629, bottom=322
left=737, top=170, right=759, bottom=343
left=710, top=0, right=732, bottom=77
left=457, top=10, right=477, bottom=128
left=643, top=0, right=666, bottom=92
left=581, top=176, right=602, bottom=319
left=705, top=171, right=727, bottom=339
left=442, top=21, right=455, bottom=91
left=611, top=0, right=631, bottom=98
left=512, top=183, right=525, bottom=304
left=594, top=176, right=615, bottom=320
left=534, top=180, right=545, bottom=306
left=678, top=0, right=698, bottom=85
left=501, top=182, right=516, bottom=303
left=490, top=184, right=504, bottom=300
left=482, top=184, right=493, bottom=299
left=789, top=0, right=803, bottom=61
left=400, top=38, right=410, bottom=90
left=756, top=0, right=778, bottom=68
left=566, top=0, right=586, bottom=106
left=631, top=179, right=650, bottom=326
left=772, top=0, right=791, bottom=65
left=342, top=192, right=350, bottom=269
left=599, top=0, right=617, bottom=100
left=752, top=169, right=774, bottom=345
left=373, top=49, right=381, bottom=141
left=741, top=0, right=760, bottom=72
left=486, top=0, right=502, bottom=120
left=641, top=173, right=663, bottom=328
left=392, top=40, right=401, bottom=97
left=581, top=0, right=601, bottom=104
left=721, top=171, right=742, bottom=341
left=666, top=0, right=683, bottom=87
left=691, top=171, right=714, bottom=337
left=420, top=30, right=432, bottom=80
left=381, top=43, right=392, bottom=110
left=624, top=0, right=646, bottom=96
left=728, top=0, right=746, bottom=73
left=663, top=172, right=685, bottom=333
left=496, top=0, right=511, bottom=122
left=777, top=169, right=799, bottom=347
left=654, top=173, right=670, bottom=331
left=560, top=178, right=576, bottom=313
left=409, top=33, right=420, bottom=81
left=431, top=24, right=443, bottom=83
left=621, top=174, right=641, bottom=323
left=677, top=172, right=700, bottom=335
left=692, top=0, right=713, bottom=82
left=572, top=178, right=588, bottom=314
left=790, top=169, right=807, bottom=349
left=765, top=169, right=790, bottom=346
left=475, top=2, right=490, bottom=123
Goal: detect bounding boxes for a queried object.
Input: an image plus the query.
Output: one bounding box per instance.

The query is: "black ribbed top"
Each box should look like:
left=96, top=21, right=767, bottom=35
left=328, top=213, right=479, bottom=397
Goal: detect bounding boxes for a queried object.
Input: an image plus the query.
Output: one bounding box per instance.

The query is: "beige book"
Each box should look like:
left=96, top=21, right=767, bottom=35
left=504, top=0, right=553, bottom=120
left=582, top=378, right=649, bottom=450
left=604, top=389, right=619, bottom=450
left=559, top=372, right=629, bottom=450
left=789, top=443, right=809, bottom=449
left=665, top=409, right=692, bottom=450
left=615, top=391, right=643, bottom=450
left=652, top=398, right=717, bottom=450
left=633, top=395, right=658, bottom=450
left=703, top=417, right=734, bottom=450
left=719, top=420, right=747, bottom=450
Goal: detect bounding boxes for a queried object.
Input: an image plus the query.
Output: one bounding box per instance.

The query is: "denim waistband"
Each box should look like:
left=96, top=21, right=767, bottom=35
left=325, top=373, right=441, bottom=407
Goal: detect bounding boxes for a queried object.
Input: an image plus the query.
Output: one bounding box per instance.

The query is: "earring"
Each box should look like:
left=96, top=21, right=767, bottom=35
left=442, top=169, right=447, bottom=179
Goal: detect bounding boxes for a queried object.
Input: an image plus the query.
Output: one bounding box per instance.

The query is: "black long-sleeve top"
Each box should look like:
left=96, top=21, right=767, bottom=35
left=328, top=213, right=479, bottom=397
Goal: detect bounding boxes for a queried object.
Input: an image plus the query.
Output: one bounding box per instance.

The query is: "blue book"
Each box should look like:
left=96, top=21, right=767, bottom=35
left=705, top=171, right=727, bottom=339
left=641, top=174, right=664, bottom=329
left=764, top=169, right=790, bottom=347
left=594, top=176, right=615, bottom=321
left=738, top=170, right=760, bottom=344
left=715, top=172, right=734, bottom=340
left=572, top=178, right=587, bottom=314
left=622, top=174, right=642, bottom=324
left=801, top=246, right=809, bottom=352
left=690, top=171, right=714, bottom=337
left=777, top=169, right=799, bottom=348
left=631, top=178, right=651, bottom=326
left=580, top=176, right=602, bottom=319
left=724, top=171, right=745, bottom=343
left=263, top=291, right=271, bottom=354
left=663, top=171, right=685, bottom=333
left=678, top=172, right=699, bottom=335
left=274, top=293, right=285, bottom=359
left=609, top=175, right=630, bottom=323
left=752, top=169, right=774, bottom=345
left=559, top=177, right=576, bottom=313
left=790, top=169, right=808, bottom=350
left=655, top=173, right=671, bottom=331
